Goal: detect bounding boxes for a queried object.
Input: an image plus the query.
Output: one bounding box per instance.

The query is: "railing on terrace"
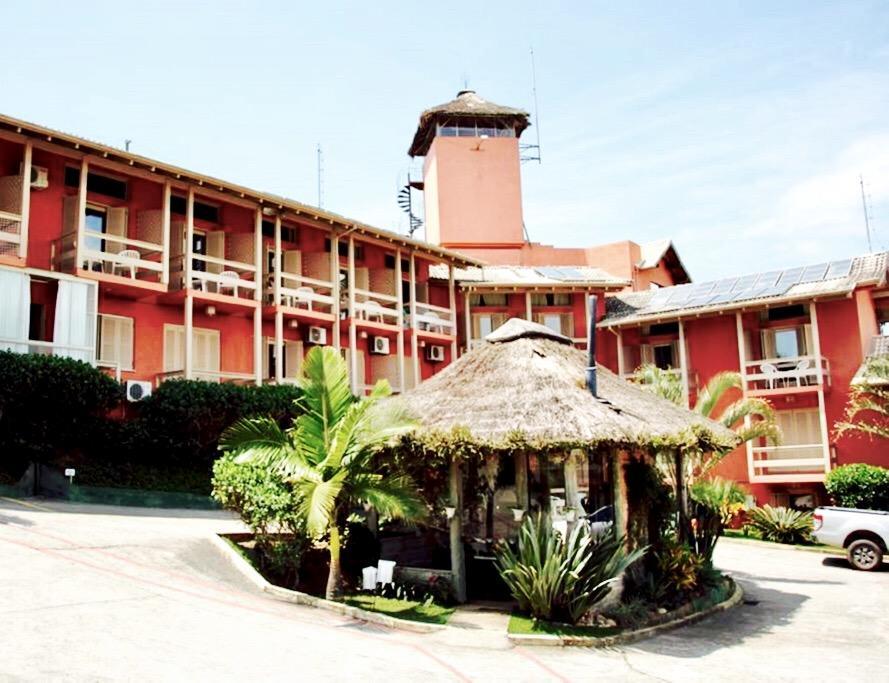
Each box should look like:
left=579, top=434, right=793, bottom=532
left=0, top=337, right=94, bottom=363
left=350, top=288, right=400, bottom=325
left=410, top=301, right=455, bottom=334
left=52, top=234, right=164, bottom=283
left=0, top=209, right=22, bottom=258
left=172, top=254, right=258, bottom=301
left=619, top=368, right=683, bottom=382
left=749, top=444, right=828, bottom=479
left=157, top=369, right=255, bottom=385
left=868, top=335, right=889, bottom=358
left=744, top=355, right=829, bottom=392
left=276, top=272, right=334, bottom=312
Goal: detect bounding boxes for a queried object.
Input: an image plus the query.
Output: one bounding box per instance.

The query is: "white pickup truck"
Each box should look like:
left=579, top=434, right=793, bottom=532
left=813, top=506, right=889, bottom=571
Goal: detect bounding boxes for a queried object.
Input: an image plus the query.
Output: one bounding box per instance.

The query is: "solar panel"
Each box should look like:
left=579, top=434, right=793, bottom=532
left=759, top=285, right=790, bottom=298
left=665, top=285, right=693, bottom=305
left=800, top=263, right=829, bottom=283
left=647, top=290, right=673, bottom=309
left=733, top=274, right=759, bottom=291
left=732, top=287, right=769, bottom=302
left=826, top=259, right=854, bottom=279
left=711, top=278, right=738, bottom=294
left=777, top=267, right=804, bottom=288
left=535, top=267, right=569, bottom=280
left=686, top=293, right=718, bottom=307
left=694, top=281, right=717, bottom=296
left=709, top=291, right=737, bottom=305
left=756, top=271, right=782, bottom=287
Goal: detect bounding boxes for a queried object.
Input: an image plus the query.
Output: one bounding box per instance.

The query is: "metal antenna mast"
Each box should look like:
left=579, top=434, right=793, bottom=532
left=521, top=47, right=542, bottom=164
left=860, top=174, right=873, bottom=252
left=125, top=139, right=132, bottom=152
left=316, top=144, right=323, bottom=209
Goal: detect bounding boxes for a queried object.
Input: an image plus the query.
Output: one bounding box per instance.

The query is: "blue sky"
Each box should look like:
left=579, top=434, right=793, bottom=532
left=2, top=1, right=888, bottom=281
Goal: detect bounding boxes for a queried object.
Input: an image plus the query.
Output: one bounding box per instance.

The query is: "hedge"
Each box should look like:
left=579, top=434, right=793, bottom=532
left=0, top=351, right=303, bottom=493
left=825, top=463, right=889, bottom=511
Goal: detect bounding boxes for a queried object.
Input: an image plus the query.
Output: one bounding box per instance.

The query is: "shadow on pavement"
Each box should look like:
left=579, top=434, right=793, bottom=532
left=821, top=556, right=888, bottom=573
left=625, top=580, right=807, bottom=659
left=24, top=499, right=236, bottom=521
left=0, top=512, right=34, bottom=527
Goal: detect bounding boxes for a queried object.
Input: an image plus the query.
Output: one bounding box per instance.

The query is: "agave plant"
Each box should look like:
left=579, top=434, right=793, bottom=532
left=495, top=513, right=645, bottom=624
left=689, top=477, right=747, bottom=562
left=747, top=504, right=812, bottom=545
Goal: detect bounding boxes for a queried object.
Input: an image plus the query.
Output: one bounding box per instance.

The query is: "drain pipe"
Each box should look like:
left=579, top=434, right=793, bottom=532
left=586, top=295, right=598, bottom=397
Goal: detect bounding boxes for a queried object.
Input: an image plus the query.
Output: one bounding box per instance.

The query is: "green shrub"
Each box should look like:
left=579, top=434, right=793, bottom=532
left=747, top=505, right=812, bottom=544
left=825, top=463, right=889, bottom=511
left=690, top=478, right=748, bottom=562
left=212, top=454, right=306, bottom=587
left=656, top=539, right=705, bottom=594
left=495, top=513, right=645, bottom=625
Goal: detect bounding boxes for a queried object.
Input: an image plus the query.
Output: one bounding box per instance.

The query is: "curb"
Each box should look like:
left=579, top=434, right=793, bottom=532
left=507, top=579, right=744, bottom=648
left=209, top=534, right=445, bottom=634
left=721, top=535, right=844, bottom=556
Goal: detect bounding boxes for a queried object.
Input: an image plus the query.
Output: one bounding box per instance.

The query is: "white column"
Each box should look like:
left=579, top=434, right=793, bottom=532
left=525, top=291, right=532, bottom=321
left=581, top=290, right=590, bottom=348
left=409, top=253, right=419, bottom=388
left=464, top=289, right=472, bottom=351
left=678, top=319, right=689, bottom=407
left=161, top=181, right=171, bottom=286
left=348, top=236, right=358, bottom=393
left=616, top=328, right=625, bottom=376
left=448, top=265, right=457, bottom=360
left=736, top=312, right=755, bottom=483
left=75, top=158, right=88, bottom=270
left=331, top=234, right=341, bottom=352
left=184, top=292, right=194, bottom=380
left=809, top=302, right=832, bottom=474
left=253, top=209, right=263, bottom=386
left=185, top=187, right=194, bottom=290
left=274, top=216, right=283, bottom=383
left=19, top=142, right=32, bottom=259
left=396, top=249, right=405, bottom=392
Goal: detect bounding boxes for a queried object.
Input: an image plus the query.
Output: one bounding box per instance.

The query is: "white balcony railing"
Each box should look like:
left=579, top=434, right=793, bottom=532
left=53, top=234, right=165, bottom=284
left=158, top=369, right=255, bottom=385
left=410, top=301, right=455, bottom=334
left=744, top=355, right=829, bottom=392
left=351, top=288, right=400, bottom=325
left=749, top=443, right=828, bottom=479
left=187, top=254, right=257, bottom=300
left=0, top=337, right=94, bottom=362
left=0, top=209, right=22, bottom=257
left=277, top=272, right=334, bottom=312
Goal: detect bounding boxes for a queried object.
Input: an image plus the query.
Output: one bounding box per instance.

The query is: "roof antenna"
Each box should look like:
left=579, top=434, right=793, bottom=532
left=520, top=47, right=542, bottom=164
left=316, top=143, right=323, bottom=209
left=860, top=174, right=873, bottom=252
left=125, top=139, right=132, bottom=152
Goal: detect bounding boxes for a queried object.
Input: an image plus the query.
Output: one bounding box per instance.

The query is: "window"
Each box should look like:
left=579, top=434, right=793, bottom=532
left=192, top=231, right=207, bottom=272
left=261, top=220, right=298, bottom=243
left=163, top=324, right=220, bottom=374
left=653, top=344, right=675, bottom=369
left=647, top=322, right=679, bottom=336
left=534, top=312, right=574, bottom=337
left=65, top=167, right=128, bottom=200
left=472, top=313, right=508, bottom=339
left=383, top=254, right=410, bottom=272
left=761, top=327, right=809, bottom=359
left=774, top=329, right=801, bottom=358
left=469, top=292, right=508, bottom=306
left=531, top=293, right=571, bottom=306
left=97, top=314, right=134, bottom=371
left=84, top=206, right=106, bottom=254
left=325, top=239, right=363, bottom=260
left=766, top=304, right=806, bottom=322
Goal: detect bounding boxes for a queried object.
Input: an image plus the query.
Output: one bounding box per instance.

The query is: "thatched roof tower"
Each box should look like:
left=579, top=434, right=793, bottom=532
left=398, top=318, right=736, bottom=453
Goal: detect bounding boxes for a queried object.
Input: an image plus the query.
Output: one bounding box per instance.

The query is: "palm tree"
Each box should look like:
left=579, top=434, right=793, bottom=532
left=220, top=346, right=425, bottom=600
left=836, top=357, right=889, bottom=441
left=632, top=365, right=780, bottom=477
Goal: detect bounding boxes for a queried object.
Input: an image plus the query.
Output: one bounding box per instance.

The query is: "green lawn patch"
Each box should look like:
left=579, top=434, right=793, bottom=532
left=507, top=613, right=622, bottom=638
left=343, top=594, right=455, bottom=625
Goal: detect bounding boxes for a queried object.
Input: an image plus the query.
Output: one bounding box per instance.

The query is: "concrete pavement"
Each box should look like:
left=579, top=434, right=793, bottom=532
left=0, top=499, right=887, bottom=682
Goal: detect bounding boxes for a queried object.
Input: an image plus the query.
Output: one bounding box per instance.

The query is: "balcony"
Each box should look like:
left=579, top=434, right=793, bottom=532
left=743, top=355, right=829, bottom=396
left=274, top=271, right=335, bottom=321
left=749, top=443, right=829, bottom=483
left=0, top=173, right=23, bottom=260
left=53, top=233, right=166, bottom=294
left=410, top=301, right=456, bottom=338
left=350, top=288, right=401, bottom=329
left=157, top=369, right=255, bottom=385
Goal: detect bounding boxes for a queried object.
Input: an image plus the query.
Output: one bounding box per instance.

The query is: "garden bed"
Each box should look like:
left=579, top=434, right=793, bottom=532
left=343, top=595, right=454, bottom=625
left=507, top=577, right=741, bottom=647
left=723, top=529, right=842, bottom=555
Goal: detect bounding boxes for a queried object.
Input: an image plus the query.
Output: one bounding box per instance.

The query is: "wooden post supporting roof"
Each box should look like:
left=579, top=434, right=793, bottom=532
left=611, top=449, right=628, bottom=544
left=449, top=457, right=467, bottom=603
left=19, top=141, right=31, bottom=259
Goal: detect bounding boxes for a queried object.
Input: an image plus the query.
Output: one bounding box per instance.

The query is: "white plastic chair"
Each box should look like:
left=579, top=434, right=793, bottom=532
left=760, top=363, right=779, bottom=390
left=376, top=559, right=396, bottom=586
left=294, top=286, right=315, bottom=311
left=793, top=358, right=812, bottom=386
left=363, top=300, right=386, bottom=323
left=424, top=311, right=445, bottom=334
left=361, top=566, right=378, bottom=591
left=112, top=249, right=141, bottom=279
left=218, top=271, right=240, bottom=297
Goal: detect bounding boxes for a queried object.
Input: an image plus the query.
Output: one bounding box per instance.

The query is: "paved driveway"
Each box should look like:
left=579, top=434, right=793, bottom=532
left=0, top=499, right=887, bottom=682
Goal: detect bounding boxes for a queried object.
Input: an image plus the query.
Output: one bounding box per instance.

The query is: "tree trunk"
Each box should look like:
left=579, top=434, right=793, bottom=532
left=325, top=524, right=343, bottom=601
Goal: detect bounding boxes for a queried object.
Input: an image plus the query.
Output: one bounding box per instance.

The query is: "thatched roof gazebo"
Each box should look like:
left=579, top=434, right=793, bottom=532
left=394, top=317, right=736, bottom=602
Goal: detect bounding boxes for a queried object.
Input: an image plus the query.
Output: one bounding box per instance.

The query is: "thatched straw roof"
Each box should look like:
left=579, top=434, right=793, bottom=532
left=409, top=90, right=531, bottom=156
left=396, top=319, right=737, bottom=453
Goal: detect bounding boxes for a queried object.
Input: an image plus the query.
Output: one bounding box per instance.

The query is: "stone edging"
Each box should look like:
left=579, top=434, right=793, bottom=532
left=507, top=579, right=744, bottom=648
left=209, top=534, right=445, bottom=634
left=721, top=535, right=844, bottom=556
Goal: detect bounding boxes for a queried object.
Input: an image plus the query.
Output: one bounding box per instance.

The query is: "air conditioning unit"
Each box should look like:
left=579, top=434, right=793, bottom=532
left=20, top=164, right=49, bottom=189
left=371, top=336, right=390, bottom=355
left=126, top=380, right=152, bottom=402
left=426, top=345, right=445, bottom=362
left=308, top=326, right=327, bottom=345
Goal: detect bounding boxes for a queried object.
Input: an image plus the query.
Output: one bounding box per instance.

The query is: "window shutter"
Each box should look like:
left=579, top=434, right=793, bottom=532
left=207, top=232, right=225, bottom=275
left=62, top=195, right=79, bottom=236
left=641, top=344, right=653, bottom=365
left=105, top=207, right=128, bottom=255
left=802, top=324, right=813, bottom=357
left=761, top=330, right=777, bottom=359
left=284, top=341, right=303, bottom=379
left=164, top=325, right=184, bottom=372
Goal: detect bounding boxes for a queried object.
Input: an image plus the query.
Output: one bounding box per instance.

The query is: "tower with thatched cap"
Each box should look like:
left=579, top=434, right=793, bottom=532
left=393, top=317, right=736, bottom=602
left=408, top=90, right=530, bottom=250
